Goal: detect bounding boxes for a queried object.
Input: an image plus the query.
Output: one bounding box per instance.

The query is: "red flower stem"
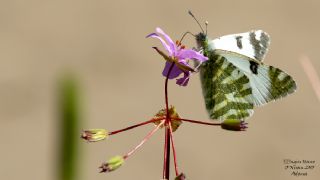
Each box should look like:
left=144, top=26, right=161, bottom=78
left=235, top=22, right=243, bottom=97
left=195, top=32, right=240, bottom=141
left=163, top=62, right=175, bottom=180
left=165, top=63, right=174, bottom=119
left=164, top=127, right=171, bottom=179
left=168, top=121, right=179, bottom=176
left=172, top=118, right=221, bottom=126
left=123, top=120, right=165, bottom=159
left=108, top=117, right=164, bottom=136
left=162, top=125, right=168, bottom=178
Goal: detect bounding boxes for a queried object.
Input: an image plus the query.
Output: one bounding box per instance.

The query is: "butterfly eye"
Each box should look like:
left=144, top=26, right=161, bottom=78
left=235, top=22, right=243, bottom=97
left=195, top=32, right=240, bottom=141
left=180, top=45, right=185, bottom=49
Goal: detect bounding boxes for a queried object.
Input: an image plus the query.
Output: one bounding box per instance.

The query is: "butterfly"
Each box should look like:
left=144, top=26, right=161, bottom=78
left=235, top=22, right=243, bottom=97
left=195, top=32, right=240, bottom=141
left=189, top=12, right=297, bottom=121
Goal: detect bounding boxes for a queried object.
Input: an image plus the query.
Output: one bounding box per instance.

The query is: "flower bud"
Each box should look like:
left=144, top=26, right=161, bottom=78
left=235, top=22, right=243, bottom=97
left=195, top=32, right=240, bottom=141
left=175, top=173, right=186, bottom=180
left=221, top=119, right=248, bottom=131
left=99, top=155, right=124, bottom=173
left=81, top=129, right=108, bottom=142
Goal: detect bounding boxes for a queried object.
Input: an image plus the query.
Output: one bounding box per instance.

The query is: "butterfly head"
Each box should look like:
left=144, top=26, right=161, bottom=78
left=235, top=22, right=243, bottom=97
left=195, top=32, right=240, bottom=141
left=188, top=11, right=209, bottom=53
left=195, top=32, right=207, bottom=48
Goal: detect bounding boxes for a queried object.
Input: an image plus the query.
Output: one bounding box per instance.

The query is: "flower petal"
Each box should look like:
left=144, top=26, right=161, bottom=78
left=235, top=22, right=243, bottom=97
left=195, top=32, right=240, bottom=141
left=156, top=27, right=176, bottom=55
left=174, top=59, right=194, bottom=72
left=162, top=62, right=183, bottom=79
left=176, top=71, right=190, bottom=86
left=146, top=33, right=172, bottom=54
left=177, top=49, right=208, bottom=62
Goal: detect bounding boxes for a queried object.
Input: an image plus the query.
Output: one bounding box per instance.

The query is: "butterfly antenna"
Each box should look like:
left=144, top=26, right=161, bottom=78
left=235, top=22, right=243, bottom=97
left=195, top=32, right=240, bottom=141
left=205, top=21, right=209, bottom=35
left=179, top=31, right=195, bottom=43
left=188, top=10, right=204, bottom=33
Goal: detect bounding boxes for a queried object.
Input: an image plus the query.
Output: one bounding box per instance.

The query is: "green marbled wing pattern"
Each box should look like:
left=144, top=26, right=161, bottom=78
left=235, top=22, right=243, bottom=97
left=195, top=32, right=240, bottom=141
left=215, top=51, right=297, bottom=106
left=200, top=54, right=254, bottom=121
left=268, top=65, right=297, bottom=100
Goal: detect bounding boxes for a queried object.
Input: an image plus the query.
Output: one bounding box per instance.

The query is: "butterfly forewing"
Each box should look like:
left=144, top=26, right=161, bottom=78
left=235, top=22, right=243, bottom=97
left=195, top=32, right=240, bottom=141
left=209, top=30, right=270, bottom=62
left=200, top=54, right=254, bottom=121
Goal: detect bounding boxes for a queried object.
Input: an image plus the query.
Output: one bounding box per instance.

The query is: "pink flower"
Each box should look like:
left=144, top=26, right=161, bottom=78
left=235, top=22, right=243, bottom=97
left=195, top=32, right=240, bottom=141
left=147, top=28, right=208, bottom=86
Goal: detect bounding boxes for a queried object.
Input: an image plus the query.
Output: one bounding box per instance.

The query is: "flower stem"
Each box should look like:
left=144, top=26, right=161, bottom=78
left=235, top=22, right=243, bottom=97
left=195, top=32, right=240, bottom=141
left=163, top=125, right=168, bottom=178
left=165, top=63, right=175, bottom=118
left=168, top=121, right=179, bottom=176
left=172, top=118, right=221, bottom=126
left=108, top=117, right=164, bottom=136
left=163, top=62, right=175, bottom=180
left=164, top=127, right=171, bottom=179
left=123, top=120, right=165, bottom=159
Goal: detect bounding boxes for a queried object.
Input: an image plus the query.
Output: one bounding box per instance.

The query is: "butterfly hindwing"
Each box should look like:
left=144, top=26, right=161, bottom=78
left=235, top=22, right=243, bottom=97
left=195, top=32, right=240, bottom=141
left=200, top=54, right=254, bottom=121
left=209, top=30, right=270, bottom=62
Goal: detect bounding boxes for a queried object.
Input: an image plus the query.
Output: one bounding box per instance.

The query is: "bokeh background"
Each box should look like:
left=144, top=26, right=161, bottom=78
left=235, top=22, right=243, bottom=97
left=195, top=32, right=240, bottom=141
left=0, top=0, right=319, bottom=180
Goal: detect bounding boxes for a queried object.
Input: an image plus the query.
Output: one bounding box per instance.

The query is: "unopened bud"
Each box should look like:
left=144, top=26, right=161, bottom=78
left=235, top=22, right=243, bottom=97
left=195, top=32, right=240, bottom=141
left=99, top=155, right=124, bottom=173
left=221, top=119, right=248, bottom=131
left=81, top=129, right=108, bottom=142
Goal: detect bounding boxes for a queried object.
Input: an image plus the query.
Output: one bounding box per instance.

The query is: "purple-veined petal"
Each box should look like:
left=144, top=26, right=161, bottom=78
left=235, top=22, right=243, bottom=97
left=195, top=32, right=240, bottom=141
left=156, top=27, right=176, bottom=56
left=162, top=62, right=183, bottom=79
left=176, top=71, right=190, bottom=86
left=177, top=49, right=208, bottom=62
left=146, top=33, right=172, bottom=54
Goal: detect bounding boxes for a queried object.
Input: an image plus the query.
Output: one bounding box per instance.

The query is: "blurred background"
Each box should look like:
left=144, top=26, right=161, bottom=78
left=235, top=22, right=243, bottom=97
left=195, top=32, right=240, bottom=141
left=0, top=0, right=319, bottom=180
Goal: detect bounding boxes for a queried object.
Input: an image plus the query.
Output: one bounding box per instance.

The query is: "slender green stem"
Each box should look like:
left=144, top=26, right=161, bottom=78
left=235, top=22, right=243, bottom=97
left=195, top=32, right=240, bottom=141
left=58, top=76, right=80, bottom=180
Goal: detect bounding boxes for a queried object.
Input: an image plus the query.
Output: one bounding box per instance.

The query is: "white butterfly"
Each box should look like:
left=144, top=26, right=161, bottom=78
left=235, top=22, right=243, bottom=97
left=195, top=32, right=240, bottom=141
left=191, top=12, right=297, bottom=121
